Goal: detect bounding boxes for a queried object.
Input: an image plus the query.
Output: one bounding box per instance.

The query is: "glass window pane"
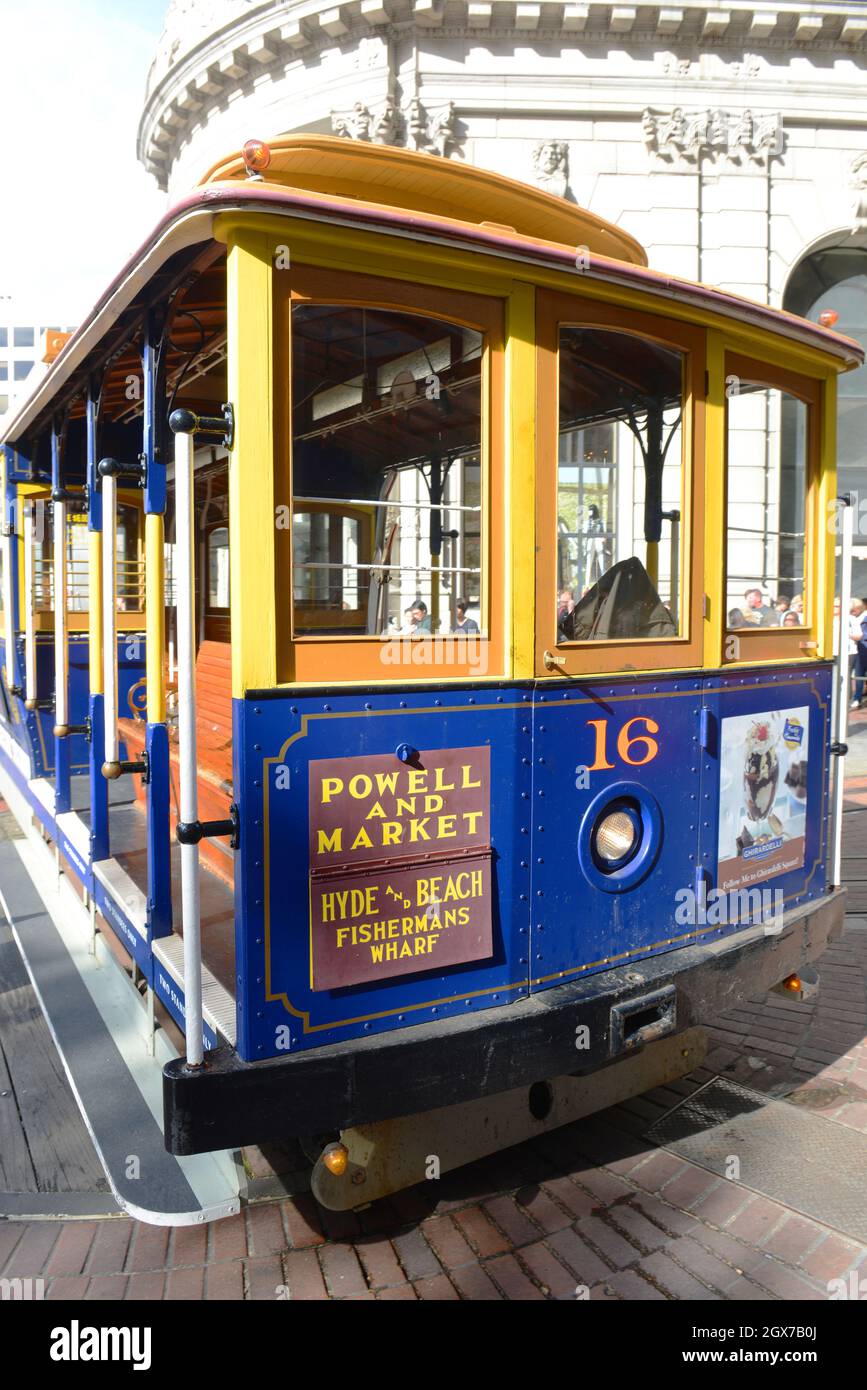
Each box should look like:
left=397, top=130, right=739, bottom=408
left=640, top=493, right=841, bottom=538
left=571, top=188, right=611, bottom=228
left=557, top=327, right=684, bottom=643
left=13, top=361, right=33, bottom=381
left=207, top=526, right=230, bottom=608
left=726, top=386, right=807, bottom=630
left=13, top=327, right=34, bottom=347
left=290, top=304, right=484, bottom=637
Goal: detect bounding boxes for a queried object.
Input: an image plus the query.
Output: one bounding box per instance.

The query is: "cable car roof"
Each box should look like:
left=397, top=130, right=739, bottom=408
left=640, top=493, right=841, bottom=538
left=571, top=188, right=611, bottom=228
left=200, top=135, right=649, bottom=267
left=2, top=136, right=863, bottom=449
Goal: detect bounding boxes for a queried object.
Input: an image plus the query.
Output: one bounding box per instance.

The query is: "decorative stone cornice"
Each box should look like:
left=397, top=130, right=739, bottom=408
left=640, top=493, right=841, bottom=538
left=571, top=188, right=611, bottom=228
left=138, top=1, right=867, bottom=188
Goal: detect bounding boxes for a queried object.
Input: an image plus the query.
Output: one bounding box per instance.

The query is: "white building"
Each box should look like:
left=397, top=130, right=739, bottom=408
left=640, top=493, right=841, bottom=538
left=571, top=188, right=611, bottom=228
left=137, top=0, right=867, bottom=608
left=0, top=304, right=75, bottom=423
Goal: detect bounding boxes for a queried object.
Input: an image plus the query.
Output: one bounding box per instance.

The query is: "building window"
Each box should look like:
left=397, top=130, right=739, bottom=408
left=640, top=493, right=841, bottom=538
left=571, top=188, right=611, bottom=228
left=556, top=327, right=684, bottom=643
left=13, top=361, right=33, bottom=382
left=0, top=395, right=8, bottom=414
left=0, top=330, right=7, bottom=348
left=13, top=327, right=34, bottom=348
left=0, top=363, right=7, bottom=381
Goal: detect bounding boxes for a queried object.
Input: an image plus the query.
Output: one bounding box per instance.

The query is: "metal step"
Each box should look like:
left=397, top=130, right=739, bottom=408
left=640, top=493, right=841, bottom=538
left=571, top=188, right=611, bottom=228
left=0, top=830, right=241, bottom=1227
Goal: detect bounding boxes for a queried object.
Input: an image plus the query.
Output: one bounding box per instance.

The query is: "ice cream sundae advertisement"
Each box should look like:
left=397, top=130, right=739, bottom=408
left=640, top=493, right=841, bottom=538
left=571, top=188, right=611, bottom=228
left=717, top=708, right=809, bottom=892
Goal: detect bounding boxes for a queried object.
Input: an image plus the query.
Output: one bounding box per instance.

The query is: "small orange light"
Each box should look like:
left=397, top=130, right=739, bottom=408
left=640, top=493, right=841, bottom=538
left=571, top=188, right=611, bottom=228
left=322, top=1143, right=349, bottom=1176
left=243, top=138, right=271, bottom=174
left=818, top=309, right=839, bottom=328
left=783, top=973, right=802, bottom=992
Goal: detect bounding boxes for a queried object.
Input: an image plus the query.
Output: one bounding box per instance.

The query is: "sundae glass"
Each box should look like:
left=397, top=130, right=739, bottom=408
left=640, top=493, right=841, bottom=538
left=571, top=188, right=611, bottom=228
left=740, top=718, right=781, bottom=847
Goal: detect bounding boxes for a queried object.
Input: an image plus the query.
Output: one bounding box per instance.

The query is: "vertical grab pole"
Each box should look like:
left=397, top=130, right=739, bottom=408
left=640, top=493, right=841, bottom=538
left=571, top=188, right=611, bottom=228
left=101, top=471, right=119, bottom=775
left=1, top=449, right=13, bottom=686
left=830, top=494, right=853, bottom=889
left=87, top=383, right=109, bottom=860
left=173, top=424, right=203, bottom=1065
left=53, top=497, right=68, bottom=729
left=51, top=420, right=72, bottom=814
left=23, top=497, right=37, bottom=707
left=143, top=313, right=172, bottom=940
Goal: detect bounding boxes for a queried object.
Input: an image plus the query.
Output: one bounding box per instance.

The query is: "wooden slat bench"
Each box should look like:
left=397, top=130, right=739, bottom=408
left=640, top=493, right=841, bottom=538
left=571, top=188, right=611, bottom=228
left=118, top=639, right=234, bottom=888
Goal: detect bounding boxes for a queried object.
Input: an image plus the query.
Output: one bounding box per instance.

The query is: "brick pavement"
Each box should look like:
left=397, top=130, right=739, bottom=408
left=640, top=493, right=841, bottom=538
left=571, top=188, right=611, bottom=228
left=1, top=790, right=866, bottom=1301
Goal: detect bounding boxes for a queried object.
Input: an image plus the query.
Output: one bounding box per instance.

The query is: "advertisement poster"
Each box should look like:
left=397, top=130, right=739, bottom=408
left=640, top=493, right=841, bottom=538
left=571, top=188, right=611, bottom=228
left=717, top=708, right=809, bottom=892
left=308, top=745, right=493, bottom=990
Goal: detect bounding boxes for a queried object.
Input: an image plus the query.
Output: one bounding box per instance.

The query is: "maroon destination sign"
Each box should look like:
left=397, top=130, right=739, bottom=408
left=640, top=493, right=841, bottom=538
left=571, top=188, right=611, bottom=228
left=308, top=745, right=492, bottom=990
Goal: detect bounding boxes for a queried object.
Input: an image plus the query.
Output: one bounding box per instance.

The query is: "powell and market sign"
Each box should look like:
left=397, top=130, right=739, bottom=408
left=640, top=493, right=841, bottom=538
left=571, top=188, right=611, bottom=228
left=308, top=745, right=493, bottom=990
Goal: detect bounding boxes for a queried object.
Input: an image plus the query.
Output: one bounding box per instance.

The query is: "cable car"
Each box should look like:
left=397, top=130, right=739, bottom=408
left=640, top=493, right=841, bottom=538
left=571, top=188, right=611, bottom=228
left=0, top=135, right=860, bottom=1213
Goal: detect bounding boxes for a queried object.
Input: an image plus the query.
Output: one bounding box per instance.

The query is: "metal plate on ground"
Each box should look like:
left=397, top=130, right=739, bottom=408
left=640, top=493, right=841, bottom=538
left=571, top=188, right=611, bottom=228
left=646, top=1077, right=867, bottom=1243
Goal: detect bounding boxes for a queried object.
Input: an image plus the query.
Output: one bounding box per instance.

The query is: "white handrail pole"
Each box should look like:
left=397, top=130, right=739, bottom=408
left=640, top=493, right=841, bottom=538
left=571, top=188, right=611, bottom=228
left=23, top=501, right=36, bottom=705
left=102, top=474, right=118, bottom=768
left=1, top=452, right=13, bottom=686
left=53, top=498, right=68, bottom=730
left=830, top=498, right=853, bottom=889
left=175, top=429, right=204, bottom=1065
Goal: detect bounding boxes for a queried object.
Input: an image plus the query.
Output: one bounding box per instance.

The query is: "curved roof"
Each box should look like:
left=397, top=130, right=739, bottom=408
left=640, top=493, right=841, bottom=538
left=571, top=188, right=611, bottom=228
left=2, top=172, right=863, bottom=448
left=200, top=135, right=649, bottom=267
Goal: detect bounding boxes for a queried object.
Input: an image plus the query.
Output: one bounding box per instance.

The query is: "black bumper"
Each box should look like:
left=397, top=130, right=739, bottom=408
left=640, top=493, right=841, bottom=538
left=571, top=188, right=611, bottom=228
left=164, top=889, right=845, bottom=1155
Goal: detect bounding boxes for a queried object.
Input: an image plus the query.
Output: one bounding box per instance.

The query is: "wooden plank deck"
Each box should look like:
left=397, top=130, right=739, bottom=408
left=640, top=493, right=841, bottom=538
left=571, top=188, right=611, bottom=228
left=0, top=808, right=109, bottom=1197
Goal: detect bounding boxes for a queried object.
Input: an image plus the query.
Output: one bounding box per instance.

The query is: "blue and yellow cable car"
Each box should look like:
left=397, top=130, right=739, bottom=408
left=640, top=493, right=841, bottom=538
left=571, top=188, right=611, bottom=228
left=0, top=136, right=860, bottom=1209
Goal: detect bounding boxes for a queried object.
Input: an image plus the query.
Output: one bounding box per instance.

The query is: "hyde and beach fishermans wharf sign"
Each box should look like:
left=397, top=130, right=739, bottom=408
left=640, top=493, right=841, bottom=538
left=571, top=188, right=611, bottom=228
left=308, top=746, right=493, bottom=990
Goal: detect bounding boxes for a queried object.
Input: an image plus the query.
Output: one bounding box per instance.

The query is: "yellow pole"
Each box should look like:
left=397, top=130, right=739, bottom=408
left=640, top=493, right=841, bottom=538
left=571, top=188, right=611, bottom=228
left=223, top=225, right=277, bottom=697
left=505, top=282, right=536, bottom=678
left=704, top=330, right=727, bottom=665
left=145, top=511, right=165, bottom=723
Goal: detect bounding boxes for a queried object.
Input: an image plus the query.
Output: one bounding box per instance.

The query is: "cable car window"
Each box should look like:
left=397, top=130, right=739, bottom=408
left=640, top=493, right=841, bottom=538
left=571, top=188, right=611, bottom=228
left=289, top=304, right=484, bottom=637
left=725, top=385, right=808, bottom=631
left=556, top=327, right=685, bottom=644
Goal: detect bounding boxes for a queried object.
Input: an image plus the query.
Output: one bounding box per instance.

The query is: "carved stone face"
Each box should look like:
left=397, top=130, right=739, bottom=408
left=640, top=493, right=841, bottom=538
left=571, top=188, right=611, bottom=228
left=537, top=142, right=563, bottom=175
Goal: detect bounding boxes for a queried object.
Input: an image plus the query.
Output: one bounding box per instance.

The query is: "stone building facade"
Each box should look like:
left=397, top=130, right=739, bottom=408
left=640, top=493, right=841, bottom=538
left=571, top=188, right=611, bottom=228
left=137, top=1, right=867, bottom=610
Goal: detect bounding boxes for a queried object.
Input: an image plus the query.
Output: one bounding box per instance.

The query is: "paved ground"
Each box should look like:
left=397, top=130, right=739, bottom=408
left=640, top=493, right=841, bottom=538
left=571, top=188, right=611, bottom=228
left=1, top=737, right=866, bottom=1301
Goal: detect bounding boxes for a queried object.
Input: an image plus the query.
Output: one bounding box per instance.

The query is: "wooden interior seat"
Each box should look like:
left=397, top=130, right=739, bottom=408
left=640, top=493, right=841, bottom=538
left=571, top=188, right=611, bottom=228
left=117, top=639, right=234, bottom=887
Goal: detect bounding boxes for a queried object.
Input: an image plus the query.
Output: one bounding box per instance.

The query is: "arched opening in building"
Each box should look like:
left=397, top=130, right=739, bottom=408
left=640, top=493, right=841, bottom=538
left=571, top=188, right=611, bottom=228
left=784, top=241, right=867, bottom=592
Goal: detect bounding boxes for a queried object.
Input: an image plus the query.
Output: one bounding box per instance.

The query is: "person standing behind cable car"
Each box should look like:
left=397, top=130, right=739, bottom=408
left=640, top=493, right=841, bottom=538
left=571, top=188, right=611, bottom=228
left=742, top=586, right=777, bottom=626
left=451, top=598, right=479, bottom=634
left=849, top=598, right=865, bottom=707
left=411, top=600, right=432, bottom=633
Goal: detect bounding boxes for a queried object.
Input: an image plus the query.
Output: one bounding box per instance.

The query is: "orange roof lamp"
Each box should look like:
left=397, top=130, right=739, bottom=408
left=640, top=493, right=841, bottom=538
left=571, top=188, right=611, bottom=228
left=40, top=330, right=73, bottom=365
left=819, top=309, right=840, bottom=328
left=242, top=138, right=271, bottom=180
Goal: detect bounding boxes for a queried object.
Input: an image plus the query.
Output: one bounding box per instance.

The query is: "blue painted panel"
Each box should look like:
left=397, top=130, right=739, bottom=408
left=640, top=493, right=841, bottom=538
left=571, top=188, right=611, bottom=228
left=145, top=721, right=173, bottom=939
left=697, top=665, right=831, bottom=937
left=529, top=677, right=704, bottom=992
left=234, top=687, right=533, bottom=1061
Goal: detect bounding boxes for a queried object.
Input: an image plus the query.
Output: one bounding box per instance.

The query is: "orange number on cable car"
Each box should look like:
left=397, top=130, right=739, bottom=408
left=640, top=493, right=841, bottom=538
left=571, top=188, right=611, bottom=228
left=586, top=716, right=660, bottom=771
